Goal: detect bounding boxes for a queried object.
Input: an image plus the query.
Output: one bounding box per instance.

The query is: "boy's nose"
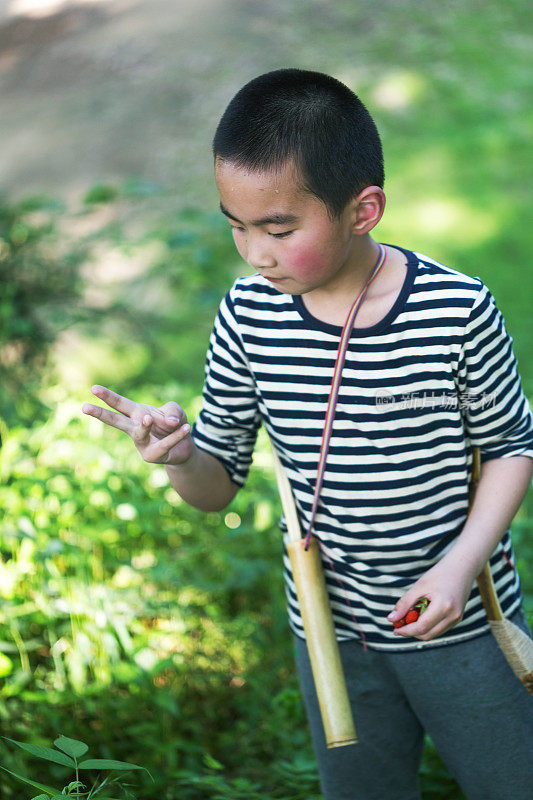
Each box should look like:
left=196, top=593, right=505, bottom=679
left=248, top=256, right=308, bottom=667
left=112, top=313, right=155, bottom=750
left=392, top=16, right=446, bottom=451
left=246, top=240, right=276, bottom=270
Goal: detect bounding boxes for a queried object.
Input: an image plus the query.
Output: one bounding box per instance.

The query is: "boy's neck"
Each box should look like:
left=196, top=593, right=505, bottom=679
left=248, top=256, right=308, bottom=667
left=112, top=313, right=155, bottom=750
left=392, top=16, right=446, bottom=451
left=348, top=236, right=384, bottom=294
left=306, top=235, right=384, bottom=306
left=301, top=239, right=408, bottom=329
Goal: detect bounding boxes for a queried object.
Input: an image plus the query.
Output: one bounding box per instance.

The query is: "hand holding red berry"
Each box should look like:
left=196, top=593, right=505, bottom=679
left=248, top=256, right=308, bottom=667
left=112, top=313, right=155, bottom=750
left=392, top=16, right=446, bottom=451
left=387, top=552, right=476, bottom=641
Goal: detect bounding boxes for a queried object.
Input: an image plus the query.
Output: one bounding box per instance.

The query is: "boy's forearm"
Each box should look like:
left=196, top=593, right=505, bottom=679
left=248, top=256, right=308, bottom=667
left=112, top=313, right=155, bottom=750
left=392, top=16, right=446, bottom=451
left=447, top=455, right=533, bottom=579
left=165, top=441, right=239, bottom=512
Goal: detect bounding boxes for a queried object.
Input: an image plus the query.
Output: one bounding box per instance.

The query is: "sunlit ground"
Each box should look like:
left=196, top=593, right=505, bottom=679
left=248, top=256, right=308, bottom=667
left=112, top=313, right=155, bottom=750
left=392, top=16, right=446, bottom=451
left=8, top=0, right=111, bottom=17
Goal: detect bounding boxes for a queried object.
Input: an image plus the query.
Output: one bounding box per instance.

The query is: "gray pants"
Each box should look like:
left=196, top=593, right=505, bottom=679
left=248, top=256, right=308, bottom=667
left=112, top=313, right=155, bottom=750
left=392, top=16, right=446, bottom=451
left=293, top=606, right=533, bottom=800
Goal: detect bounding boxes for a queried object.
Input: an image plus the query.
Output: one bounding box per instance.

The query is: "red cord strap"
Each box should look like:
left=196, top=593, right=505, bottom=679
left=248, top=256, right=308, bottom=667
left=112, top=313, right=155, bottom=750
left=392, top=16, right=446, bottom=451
left=300, top=243, right=388, bottom=650
left=303, top=243, right=387, bottom=551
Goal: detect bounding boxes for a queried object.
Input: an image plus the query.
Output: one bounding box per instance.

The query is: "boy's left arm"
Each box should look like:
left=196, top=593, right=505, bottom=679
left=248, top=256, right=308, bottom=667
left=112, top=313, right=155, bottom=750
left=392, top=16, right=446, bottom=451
left=390, top=283, right=533, bottom=641
left=389, top=455, right=533, bottom=641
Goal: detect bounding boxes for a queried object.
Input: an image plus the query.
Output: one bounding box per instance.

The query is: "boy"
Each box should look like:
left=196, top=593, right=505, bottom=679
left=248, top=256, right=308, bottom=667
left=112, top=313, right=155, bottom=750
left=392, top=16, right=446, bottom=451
left=83, top=69, right=533, bottom=799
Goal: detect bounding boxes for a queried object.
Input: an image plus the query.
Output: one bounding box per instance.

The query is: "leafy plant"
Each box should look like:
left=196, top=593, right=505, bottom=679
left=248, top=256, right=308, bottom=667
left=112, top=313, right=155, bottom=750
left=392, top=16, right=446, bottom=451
left=0, top=193, right=90, bottom=430
left=1, top=734, right=153, bottom=799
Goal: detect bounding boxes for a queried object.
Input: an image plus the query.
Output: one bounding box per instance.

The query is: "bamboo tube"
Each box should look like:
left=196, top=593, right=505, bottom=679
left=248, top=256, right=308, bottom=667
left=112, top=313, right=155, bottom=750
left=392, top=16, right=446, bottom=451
left=270, top=441, right=358, bottom=747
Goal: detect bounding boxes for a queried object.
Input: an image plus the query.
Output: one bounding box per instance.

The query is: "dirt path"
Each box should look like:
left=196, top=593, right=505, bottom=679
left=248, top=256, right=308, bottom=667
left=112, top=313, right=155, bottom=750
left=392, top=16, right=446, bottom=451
left=0, top=0, right=232, bottom=218
left=2, top=0, right=427, bottom=230
left=1, top=0, right=368, bottom=224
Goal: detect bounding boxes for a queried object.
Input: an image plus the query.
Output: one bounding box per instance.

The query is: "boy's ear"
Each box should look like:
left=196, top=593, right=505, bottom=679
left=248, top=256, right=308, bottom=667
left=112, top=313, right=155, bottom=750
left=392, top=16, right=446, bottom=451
left=349, top=186, right=386, bottom=235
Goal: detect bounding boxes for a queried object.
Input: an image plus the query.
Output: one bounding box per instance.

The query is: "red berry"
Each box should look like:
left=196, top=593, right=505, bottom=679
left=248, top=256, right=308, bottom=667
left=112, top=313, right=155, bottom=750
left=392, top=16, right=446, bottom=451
left=393, top=617, right=406, bottom=628
left=405, top=609, right=419, bottom=624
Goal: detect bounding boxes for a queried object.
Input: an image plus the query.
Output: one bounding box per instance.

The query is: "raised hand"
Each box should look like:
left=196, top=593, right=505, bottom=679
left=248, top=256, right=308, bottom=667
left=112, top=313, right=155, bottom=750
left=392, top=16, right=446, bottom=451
left=81, top=385, right=193, bottom=466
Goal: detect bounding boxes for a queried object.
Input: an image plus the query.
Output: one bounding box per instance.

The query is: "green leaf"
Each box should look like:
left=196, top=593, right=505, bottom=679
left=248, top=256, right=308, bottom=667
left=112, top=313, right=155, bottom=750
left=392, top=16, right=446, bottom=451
left=78, top=757, right=146, bottom=771
left=65, top=779, right=87, bottom=792
left=0, top=765, right=59, bottom=794
left=78, top=758, right=152, bottom=778
left=33, top=796, right=63, bottom=800
left=54, top=735, right=89, bottom=759
left=203, top=753, right=224, bottom=770
left=0, top=652, right=13, bottom=678
left=3, top=737, right=75, bottom=767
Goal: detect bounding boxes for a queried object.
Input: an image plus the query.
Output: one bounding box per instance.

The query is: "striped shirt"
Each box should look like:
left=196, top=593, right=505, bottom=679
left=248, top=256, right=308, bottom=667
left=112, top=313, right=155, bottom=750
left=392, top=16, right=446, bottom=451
left=191, top=243, right=533, bottom=651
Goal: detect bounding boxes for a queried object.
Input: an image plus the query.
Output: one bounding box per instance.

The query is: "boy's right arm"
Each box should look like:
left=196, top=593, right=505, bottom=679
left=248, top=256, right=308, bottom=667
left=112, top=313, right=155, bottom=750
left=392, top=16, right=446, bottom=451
left=165, top=443, right=240, bottom=512
left=82, top=385, right=239, bottom=513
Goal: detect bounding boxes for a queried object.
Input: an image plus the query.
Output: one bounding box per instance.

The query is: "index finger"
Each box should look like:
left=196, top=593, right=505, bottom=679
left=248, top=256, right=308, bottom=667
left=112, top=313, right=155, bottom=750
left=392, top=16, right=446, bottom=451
left=82, top=402, right=132, bottom=435
left=91, top=385, right=136, bottom=417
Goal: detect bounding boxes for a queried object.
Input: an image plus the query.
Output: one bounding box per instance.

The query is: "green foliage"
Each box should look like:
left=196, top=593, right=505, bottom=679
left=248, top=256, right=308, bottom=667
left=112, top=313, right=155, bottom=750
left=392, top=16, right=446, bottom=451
left=0, top=193, right=88, bottom=428
left=2, top=379, right=531, bottom=798
left=0, top=182, right=245, bottom=438
left=1, top=733, right=151, bottom=799
left=83, top=185, right=120, bottom=205
left=92, top=204, right=243, bottom=392
left=0, top=393, right=314, bottom=798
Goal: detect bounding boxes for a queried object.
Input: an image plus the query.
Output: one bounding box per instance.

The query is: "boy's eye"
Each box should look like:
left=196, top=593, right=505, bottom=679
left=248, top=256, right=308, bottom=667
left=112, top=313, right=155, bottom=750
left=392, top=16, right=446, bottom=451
left=230, top=225, right=293, bottom=239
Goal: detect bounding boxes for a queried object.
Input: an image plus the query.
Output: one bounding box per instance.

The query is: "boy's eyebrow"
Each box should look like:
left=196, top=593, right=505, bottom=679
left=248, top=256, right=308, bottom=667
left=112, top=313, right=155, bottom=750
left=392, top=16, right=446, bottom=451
left=219, top=201, right=299, bottom=226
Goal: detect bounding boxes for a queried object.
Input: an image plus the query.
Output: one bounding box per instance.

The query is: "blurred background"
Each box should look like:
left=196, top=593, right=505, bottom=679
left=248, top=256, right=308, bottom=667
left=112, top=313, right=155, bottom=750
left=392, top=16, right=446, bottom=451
left=1, top=1, right=532, bottom=797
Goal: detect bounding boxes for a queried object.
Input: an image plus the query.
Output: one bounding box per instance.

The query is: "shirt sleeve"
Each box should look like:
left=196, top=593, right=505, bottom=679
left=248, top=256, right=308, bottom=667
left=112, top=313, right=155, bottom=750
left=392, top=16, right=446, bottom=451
left=456, top=282, right=533, bottom=463
left=191, top=286, right=262, bottom=487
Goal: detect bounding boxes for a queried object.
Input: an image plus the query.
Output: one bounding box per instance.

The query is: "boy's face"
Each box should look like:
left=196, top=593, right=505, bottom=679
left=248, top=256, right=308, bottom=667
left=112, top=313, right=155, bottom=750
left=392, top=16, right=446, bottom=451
left=215, top=159, right=380, bottom=297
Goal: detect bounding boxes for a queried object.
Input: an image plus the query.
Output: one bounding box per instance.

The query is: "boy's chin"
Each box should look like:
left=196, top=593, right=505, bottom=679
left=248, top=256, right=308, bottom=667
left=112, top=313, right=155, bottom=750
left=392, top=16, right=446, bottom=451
left=269, top=284, right=301, bottom=295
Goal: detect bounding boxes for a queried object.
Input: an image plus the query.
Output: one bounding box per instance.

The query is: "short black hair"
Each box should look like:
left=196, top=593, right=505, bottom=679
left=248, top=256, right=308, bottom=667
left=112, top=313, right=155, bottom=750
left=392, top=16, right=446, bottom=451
left=213, top=68, right=384, bottom=220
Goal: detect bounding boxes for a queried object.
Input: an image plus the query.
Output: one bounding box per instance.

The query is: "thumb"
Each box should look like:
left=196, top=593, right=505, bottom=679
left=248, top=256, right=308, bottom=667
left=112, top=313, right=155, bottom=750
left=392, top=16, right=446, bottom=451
left=387, top=590, right=421, bottom=621
left=160, top=402, right=185, bottom=424
left=132, top=415, right=152, bottom=445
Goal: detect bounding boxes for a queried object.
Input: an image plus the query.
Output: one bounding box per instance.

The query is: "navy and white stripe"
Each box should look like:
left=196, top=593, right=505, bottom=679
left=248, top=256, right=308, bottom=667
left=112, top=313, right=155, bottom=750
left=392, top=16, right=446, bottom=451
left=191, top=243, right=533, bottom=651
